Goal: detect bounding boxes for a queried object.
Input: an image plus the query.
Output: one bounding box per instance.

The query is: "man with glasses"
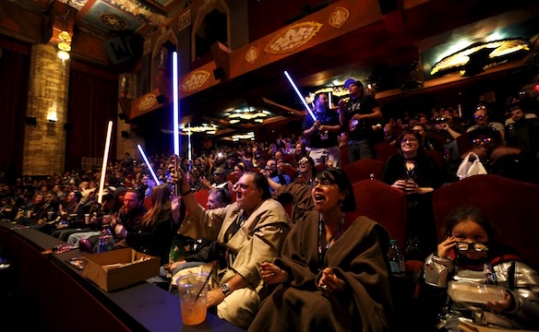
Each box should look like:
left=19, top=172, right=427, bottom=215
left=211, top=167, right=228, bottom=189
left=466, top=104, right=504, bottom=140
left=261, top=159, right=291, bottom=194
left=175, top=169, right=290, bottom=329
left=267, top=156, right=316, bottom=225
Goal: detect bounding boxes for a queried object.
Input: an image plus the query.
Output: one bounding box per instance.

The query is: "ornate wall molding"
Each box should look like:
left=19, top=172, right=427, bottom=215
left=264, top=21, right=323, bottom=55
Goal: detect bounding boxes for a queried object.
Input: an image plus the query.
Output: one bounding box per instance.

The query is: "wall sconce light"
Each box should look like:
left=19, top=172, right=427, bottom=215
left=57, top=30, right=72, bottom=60
left=47, top=108, right=58, bottom=122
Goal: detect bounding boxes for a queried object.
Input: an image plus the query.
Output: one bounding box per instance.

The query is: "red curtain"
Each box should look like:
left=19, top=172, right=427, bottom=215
left=65, top=61, right=118, bottom=171
left=0, top=36, right=30, bottom=183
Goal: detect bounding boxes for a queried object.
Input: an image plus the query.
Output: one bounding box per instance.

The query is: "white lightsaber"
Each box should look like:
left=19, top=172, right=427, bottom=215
left=98, top=121, right=113, bottom=204
left=137, top=144, right=159, bottom=184
left=329, top=92, right=332, bottom=109
left=284, top=71, right=316, bottom=121
left=173, top=52, right=180, bottom=157
left=188, top=123, right=192, bottom=162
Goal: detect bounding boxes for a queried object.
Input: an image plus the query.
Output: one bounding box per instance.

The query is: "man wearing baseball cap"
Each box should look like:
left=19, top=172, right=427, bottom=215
left=339, top=79, right=382, bottom=162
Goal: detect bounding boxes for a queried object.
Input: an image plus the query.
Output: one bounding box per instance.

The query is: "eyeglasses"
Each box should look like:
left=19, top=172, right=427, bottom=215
left=472, top=137, right=493, bottom=145
left=474, top=114, right=487, bottom=120
left=312, top=179, right=336, bottom=187
left=434, top=117, right=448, bottom=123
left=456, top=242, right=489, bottom=252
left=401, top=138, right=418, bottom=143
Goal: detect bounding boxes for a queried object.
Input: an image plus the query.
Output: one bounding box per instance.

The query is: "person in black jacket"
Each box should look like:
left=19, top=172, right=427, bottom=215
left=383, top=130, right=442, bottom=260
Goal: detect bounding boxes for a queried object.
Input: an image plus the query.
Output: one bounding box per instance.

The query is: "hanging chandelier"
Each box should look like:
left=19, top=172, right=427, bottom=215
left=430, top=38, right=530, bottom=77
left=226, top=108, right=269, bottom=124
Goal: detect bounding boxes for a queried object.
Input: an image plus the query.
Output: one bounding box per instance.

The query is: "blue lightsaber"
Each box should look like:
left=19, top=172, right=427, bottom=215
left=284, top=71, right=317, bottom=121
left=137, top=144, right=160, bottom=184
left=173, top=52, right=180, bottom=156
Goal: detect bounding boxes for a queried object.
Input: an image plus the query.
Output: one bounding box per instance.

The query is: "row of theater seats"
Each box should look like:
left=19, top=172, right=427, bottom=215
left=192, top=174, right=539, bottom=272
left=341, top=142, right=444, bottom=171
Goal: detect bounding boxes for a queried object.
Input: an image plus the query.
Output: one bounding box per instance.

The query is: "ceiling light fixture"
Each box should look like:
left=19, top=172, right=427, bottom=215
left=180, top=123, right=218, bottom=135
left=232, top=132, right=255, bottom=141
left=226, top=108, right=269, bottom=125
left=430, top=38, right=530, bottom=76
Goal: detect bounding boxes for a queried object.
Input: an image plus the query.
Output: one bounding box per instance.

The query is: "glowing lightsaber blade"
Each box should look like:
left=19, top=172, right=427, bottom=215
left=173, top=52, right=180, bottom=157
left=328, top=92, right=332, bottom=109
left=98, top=121, right=113, bottom=204
left=284, top=71, right=316, bottom=121
left=188, top=123, right=192, bottom=162
left=137, top=144, right=159, bottom=184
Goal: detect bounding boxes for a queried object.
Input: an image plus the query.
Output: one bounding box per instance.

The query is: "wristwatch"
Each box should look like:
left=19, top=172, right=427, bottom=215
left=221, top=283, right=231, bottom=296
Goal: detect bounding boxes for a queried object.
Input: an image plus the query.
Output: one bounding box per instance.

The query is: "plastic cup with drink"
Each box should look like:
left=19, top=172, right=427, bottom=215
left=176, top=272, right=209, bottom=326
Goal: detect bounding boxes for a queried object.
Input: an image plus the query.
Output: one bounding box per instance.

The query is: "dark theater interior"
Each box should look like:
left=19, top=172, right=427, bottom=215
left=1, top=0, right=539, bottom=331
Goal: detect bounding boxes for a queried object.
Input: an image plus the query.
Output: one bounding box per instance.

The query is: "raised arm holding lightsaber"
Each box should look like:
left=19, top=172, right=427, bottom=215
left=284, top=70, right=317, bottom=121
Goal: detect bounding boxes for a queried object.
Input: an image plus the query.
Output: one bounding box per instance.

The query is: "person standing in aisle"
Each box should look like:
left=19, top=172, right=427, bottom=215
left=339, top=79, right=382, bottom=162
left=302, top=93, right=342, bottom=168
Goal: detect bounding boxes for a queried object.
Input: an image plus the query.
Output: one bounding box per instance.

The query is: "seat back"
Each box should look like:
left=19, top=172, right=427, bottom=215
left=340, top=145, right=350, bottom=168
left=423, top=149, right=444, bottom=173
left=227, top=172, right=239, bottom=184
left=193, top=188, right=210, bottom=208
left=283, top=154, right=297, bottom=168
left=280, top=164, right=298, bottom=181
left=349, top=180, right=407, bottom=252
left=343, top=158, right=384, bottom=184
left=374, top=142, right=397, bottom=164
left=432, top=174, right=539, bottom=270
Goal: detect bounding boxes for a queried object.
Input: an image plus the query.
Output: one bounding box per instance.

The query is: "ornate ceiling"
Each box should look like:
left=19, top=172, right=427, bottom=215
left=2, top=0, right=539, bottom=141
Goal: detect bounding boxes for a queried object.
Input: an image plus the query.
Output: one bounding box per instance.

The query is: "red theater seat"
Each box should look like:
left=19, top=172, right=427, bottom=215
left=343, top=158, right=384, bottom=184
left=349, top=180, right=407, bottom=252
left=433, top=174, right=539, bottom=270
left=374, top=142, right=397, bottom=164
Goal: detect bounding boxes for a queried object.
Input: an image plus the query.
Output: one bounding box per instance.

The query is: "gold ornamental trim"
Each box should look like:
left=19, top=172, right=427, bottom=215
left=245, top=46, right=259, bottom=64
left=264, top=21, right=323, bottom=55
left=180, top=70, right=211, bottom=93
left=329, top=7, right=349, bottom=29
left=137, top=94, right=158, bottom=112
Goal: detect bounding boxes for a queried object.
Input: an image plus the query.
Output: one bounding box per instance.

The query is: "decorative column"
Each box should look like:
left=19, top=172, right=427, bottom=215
left=22, top=44, right=70, bottom=175
left=22, top=1, right=75, bottom=176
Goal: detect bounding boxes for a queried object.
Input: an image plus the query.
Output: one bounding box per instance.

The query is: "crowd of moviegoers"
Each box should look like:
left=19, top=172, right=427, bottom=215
left=1, top=79, right=539, bottom=331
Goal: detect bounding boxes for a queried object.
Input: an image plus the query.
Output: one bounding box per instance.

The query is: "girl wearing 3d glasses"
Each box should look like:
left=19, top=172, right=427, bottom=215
left=423, top=206, right=539, bottom=331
